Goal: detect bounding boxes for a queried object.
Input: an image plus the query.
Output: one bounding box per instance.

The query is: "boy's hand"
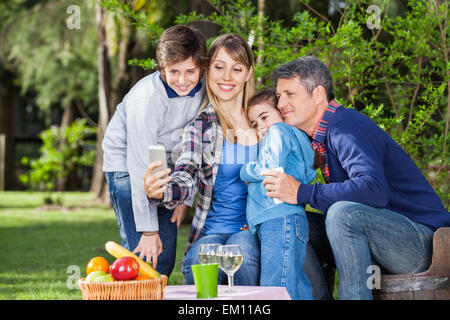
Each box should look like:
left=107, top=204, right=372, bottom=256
left=260, top=169, right=300, bottom=205
left=132, top=233, right=162, bottom=268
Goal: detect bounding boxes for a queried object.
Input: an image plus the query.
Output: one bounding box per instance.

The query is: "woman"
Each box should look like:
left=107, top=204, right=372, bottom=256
left=145, top=33, right=261, bottom=285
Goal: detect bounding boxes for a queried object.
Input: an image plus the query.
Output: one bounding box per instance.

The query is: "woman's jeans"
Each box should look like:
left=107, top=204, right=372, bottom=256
left=325, top=201, right=434, bottom=300
left=105, top=171, right=177, bottom=277
left=257, top=213, right=313, bottom=300
left=184, top=230, right=260, bottom=286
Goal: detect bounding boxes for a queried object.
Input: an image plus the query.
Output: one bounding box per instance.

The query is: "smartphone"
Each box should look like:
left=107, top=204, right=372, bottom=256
left=148, top=145, right=167, bottom=175
left=271, top=167, right=284, bottom=204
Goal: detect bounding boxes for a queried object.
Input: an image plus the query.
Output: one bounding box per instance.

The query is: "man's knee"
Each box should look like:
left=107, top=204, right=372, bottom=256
left=325, top=201, right=366, bottom=239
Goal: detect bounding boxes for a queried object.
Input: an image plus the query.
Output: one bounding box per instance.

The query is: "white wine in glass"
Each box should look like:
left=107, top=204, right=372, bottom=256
left=217, top=244, right=243, bottom=292
left=198, top=243, right=220, bottom=265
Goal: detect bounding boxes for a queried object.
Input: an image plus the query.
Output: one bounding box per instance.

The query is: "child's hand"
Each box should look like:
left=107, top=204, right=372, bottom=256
left=240, top=224, right=249, bottom=231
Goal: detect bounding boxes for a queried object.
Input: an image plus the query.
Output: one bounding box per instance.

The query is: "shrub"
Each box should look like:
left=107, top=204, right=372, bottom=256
left=20, top=119, right=96, bottom=204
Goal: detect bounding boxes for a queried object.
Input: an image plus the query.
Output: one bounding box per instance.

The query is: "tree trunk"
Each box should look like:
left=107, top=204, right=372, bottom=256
left=0, top=68, right=17, bottom=191
left=256, top=0, right=265, bottom=87
left=91, top=3, right=111, bottom=199
left=60, top=100, right=74, bottom=127
left=55, top=100, right=74, bottom=192
left=189, top=0, right=221, bottom=38
left=109, top=17, right=131, bottom=117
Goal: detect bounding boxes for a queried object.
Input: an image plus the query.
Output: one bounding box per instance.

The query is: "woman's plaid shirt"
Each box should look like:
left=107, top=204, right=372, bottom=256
left=149, top=103, right=224, bottom=271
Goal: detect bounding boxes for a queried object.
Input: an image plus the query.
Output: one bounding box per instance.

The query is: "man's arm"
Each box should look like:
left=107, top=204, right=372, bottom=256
left=297, top=120, right=389, bottom=212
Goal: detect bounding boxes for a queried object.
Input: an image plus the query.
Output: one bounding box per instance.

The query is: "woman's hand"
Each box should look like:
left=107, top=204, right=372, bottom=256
left=144, top=161, right=172, bottom=199
left=171, top=204, right=188, bottom=230
left=132, top=233, right=162, bottom=268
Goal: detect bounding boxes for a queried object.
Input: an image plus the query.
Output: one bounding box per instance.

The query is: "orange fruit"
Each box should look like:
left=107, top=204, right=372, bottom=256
left=86, top=257, right=110, bottom=275
left=135, top=274, right=151, bottom=280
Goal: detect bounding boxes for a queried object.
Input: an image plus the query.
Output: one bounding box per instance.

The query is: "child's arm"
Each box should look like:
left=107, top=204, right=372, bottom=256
left=240, top=160, right=265, bottom=183
left=240, top=124, right=291, bottom=183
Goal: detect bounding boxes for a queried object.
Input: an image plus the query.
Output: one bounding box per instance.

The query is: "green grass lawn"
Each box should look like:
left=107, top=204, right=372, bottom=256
left=0, top=191, right=189, bottom=300
left=0, top=191, right=338, bottom=300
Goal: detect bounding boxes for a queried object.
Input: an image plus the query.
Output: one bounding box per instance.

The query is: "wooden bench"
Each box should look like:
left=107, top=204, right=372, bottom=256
left=373, top=227, right=450, bottom=300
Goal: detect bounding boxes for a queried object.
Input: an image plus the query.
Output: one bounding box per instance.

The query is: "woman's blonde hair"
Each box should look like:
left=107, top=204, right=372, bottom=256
left=200, top=34, right=255, bottom=143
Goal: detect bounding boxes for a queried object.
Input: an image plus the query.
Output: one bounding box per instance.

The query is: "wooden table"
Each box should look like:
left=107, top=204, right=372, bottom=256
left=164, top=285, right=291, bottom=300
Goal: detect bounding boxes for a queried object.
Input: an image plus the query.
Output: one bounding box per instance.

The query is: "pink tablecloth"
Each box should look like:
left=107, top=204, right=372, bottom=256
left=164, top=285, right=291, bottom=300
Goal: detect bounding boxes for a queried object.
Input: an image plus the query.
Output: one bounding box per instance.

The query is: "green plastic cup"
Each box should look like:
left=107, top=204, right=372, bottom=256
left=191, top=263, right=219, bottom=299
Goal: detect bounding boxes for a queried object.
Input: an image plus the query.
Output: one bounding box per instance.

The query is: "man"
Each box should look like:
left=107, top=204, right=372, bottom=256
left=261, top=56, right=450, bottom=299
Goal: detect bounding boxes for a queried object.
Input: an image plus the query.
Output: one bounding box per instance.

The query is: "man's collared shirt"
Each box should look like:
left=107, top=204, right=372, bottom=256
left=310, top=99, right=341, bottom=183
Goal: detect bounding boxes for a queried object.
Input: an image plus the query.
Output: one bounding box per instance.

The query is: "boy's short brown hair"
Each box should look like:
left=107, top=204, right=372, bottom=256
left=156, top=25, right=208, bottom=79
left=247, top=88, right=278, bottom=113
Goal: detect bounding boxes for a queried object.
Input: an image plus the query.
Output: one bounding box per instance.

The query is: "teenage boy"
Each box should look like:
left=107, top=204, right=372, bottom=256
left=102, top=25, right=207, bottom=276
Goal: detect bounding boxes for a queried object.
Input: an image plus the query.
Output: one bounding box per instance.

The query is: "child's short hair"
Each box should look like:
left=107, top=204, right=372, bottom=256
left=156, top=25, right=208, bottom=78
left=247, top=89, right=278, bottom=113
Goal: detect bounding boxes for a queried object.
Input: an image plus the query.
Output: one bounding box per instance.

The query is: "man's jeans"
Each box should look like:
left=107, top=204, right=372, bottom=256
left=257, top=213, right=313, bottom=300
left=325, top=201, right=434, bottom=300
left=105, top=172, right=177, bottom=277
left=184, top=231, right=260, bottom=286
left=237, top=204, right=434, bottom=300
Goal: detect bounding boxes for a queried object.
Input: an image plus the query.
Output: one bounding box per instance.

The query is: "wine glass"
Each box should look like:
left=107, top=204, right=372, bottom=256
left=198, top=243, right=221, bottom=265
left=217, top=244, right=243, bottom=292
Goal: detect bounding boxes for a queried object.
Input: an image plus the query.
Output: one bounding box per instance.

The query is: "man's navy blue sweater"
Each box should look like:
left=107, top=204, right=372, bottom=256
left=297, top=106, right=450, bottom=231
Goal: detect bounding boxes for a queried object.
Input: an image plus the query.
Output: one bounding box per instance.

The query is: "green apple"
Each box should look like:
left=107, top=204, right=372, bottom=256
left=86, top=270, right=106, bottom=281
left=93, top=274, right=114, bottom=282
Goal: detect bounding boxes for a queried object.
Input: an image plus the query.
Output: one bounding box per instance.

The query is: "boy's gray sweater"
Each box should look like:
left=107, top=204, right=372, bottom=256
left=102, top=71, right=204, bottom=232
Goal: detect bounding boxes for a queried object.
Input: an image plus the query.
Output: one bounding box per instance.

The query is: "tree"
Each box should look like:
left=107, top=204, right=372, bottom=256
left=177, top=0, right=449, bottom=206
left=0, top=0, right=42, bottom=190
left=0, top=0, right=151, bottom=196
left=91, top=0, right=167, bottom=200
left=1, top=1, right=99, bottom=127
left=0, top=0, right=99, bottom=192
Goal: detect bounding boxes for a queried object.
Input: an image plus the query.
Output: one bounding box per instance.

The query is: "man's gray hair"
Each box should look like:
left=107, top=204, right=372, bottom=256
left=272, top=56, right=335, bottom=102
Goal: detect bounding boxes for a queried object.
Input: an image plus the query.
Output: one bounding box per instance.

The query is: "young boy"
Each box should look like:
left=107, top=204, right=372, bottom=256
left=240, top=89, right=317, bottom=300
left=102, top=25, right=207, bottom=276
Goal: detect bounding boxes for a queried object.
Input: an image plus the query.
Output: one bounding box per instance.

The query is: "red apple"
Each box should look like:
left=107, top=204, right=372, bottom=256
left=110, top=257, right=139, bottom=281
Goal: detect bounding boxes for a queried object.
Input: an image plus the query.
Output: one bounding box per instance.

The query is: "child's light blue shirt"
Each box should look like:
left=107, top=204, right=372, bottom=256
left=240, top=122, right=316, bottom=233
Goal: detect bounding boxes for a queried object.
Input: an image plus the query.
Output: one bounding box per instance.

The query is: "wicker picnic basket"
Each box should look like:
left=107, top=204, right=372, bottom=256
left=78, top=275, right=168, bottom=300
